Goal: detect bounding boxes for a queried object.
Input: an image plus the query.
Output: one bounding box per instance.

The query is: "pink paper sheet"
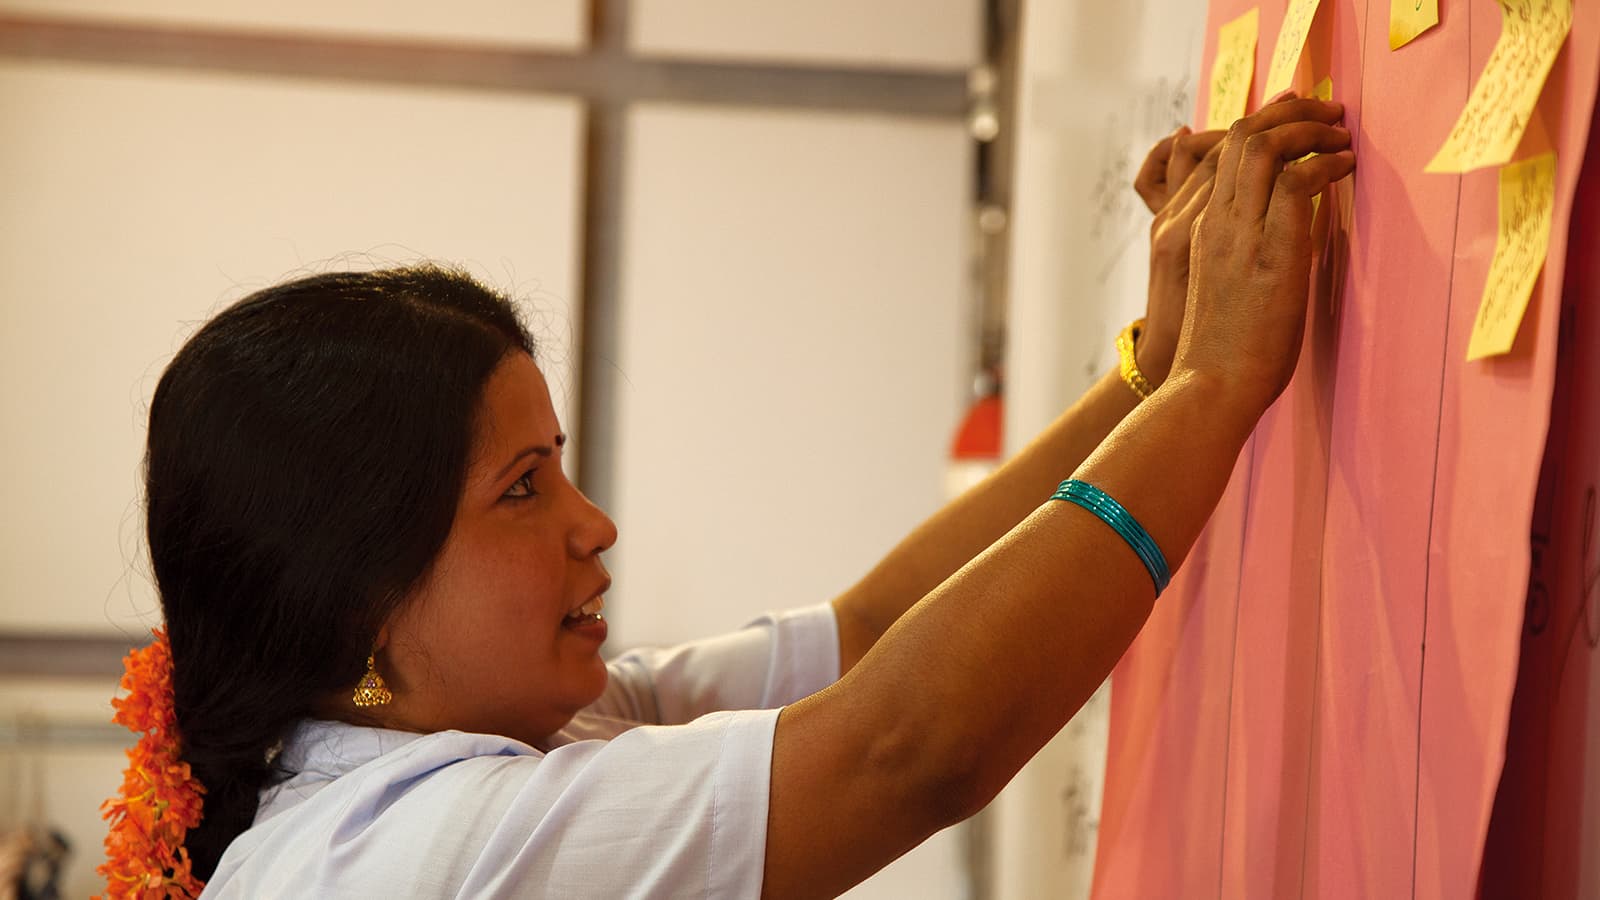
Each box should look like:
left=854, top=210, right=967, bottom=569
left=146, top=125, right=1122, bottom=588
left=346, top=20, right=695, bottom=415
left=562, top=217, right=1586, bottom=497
left=1091, top=2, right=1600, bottom=897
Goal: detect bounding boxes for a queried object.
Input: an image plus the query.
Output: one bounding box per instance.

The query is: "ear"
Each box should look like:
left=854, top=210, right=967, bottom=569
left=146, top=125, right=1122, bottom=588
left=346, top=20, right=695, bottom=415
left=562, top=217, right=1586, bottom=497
left=373, top=624, right=392, bottom=654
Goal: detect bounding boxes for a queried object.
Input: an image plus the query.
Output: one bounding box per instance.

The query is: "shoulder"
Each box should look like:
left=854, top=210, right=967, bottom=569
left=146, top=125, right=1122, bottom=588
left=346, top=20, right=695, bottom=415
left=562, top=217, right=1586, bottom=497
left=206, top=731, right=545, bottom=896
left=204, top=712, right=782, bottom=899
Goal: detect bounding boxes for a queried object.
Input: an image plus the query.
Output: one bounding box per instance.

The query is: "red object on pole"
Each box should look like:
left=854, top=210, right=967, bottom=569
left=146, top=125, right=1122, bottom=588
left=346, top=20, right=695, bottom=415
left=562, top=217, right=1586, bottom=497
left=950, top=393, right=1003, bottom=461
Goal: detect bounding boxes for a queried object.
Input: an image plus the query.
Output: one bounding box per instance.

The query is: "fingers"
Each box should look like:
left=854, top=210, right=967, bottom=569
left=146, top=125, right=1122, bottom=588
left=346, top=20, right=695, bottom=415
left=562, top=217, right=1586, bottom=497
left=1166, top=129, right=1225, bottom=194
left=1262, top=149, right=1357, bottom=242
left=1231, top=122, right=1353, bottom=217
left=1157, top=148, right=1219, bottom=238
left=1211, top=97, right=1346, bottom=208
left=1135, top=129, right=1182, bottom=213
left=1173, top=139, right=1224, bottom=206
left=1172, top=161, right=1217, bottom=228
left=1150, top=148, right=1219, bottom=265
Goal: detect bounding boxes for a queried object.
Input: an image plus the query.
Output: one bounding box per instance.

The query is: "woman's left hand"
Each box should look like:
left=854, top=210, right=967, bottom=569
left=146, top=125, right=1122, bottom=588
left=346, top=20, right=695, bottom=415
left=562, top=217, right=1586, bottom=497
left=1133, top=126, right=1227, bottom=214
left=1137, top=130, right=1225, bottom=387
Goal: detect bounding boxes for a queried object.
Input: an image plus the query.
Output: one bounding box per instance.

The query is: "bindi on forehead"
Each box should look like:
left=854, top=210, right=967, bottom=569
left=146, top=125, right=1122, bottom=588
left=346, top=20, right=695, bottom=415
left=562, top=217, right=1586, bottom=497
left=486, top=433, right=567, bottom=484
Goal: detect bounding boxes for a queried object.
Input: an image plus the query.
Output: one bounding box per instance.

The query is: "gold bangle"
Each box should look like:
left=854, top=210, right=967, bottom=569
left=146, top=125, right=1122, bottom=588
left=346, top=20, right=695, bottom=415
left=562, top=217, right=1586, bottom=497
left=1116, top=318, right=1154, bottom=400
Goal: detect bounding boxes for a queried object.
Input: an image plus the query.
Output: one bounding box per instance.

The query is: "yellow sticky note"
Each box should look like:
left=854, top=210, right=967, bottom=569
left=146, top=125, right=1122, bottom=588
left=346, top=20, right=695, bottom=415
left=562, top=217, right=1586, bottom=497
left=1467, top=152, right=1557, bottom=360
left=1264, top=0, right=1324, bottom=99
left=1426, top=0, right=1572, bottom=174
left=1307, top=77, right=1334, bottom=222
left=1208, top=8, right=1260, bottom=130
left=1390, top=0, right=1440, bottom=49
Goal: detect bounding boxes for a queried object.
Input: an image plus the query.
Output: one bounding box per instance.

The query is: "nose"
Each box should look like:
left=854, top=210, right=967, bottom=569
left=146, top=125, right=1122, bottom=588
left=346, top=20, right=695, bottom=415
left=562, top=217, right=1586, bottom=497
left=569, top=489, right=618, bottom=559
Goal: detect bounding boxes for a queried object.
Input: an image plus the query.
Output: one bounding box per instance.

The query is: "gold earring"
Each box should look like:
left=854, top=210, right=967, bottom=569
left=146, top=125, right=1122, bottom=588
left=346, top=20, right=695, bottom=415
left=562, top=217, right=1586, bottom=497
left=352, top=655, right=392, bottom=708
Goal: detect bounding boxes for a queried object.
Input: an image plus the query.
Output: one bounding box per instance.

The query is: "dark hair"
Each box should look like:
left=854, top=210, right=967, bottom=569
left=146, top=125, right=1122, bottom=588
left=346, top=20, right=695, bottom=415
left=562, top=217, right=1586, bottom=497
left=145, top=264, right=534, bottom=879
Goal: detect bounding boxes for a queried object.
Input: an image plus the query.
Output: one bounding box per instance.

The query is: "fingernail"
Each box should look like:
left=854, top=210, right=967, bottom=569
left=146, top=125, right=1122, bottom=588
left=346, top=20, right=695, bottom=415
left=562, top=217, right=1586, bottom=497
left=1268, top=89, right=1298, bottom=104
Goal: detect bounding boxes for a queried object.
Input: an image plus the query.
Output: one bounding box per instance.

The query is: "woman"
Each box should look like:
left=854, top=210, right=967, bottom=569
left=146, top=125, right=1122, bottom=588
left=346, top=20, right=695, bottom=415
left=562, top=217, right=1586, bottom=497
left=98, top=96, right=1352, bottom=899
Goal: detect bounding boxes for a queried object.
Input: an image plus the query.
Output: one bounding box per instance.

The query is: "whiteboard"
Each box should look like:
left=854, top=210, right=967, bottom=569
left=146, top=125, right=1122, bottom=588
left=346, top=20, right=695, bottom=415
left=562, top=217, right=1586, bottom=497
left=994, top=0, right=1207, bottom=896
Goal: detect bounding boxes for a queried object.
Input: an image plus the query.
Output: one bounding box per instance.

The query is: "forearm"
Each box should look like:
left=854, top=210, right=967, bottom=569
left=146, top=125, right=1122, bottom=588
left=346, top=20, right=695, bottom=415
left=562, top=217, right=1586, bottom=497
left=767, top=95, right=1351, bottom=900
left=770, top=372, right=1258, bottom=899
left=831, top=365, right=1141, bottom=672
left=846, top=371, right=1255, bottom=807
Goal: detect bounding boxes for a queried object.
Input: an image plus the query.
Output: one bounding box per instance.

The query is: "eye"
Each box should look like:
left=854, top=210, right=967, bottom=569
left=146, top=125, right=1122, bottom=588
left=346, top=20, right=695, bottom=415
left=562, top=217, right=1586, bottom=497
left=504, top=469, right=539, bottom=501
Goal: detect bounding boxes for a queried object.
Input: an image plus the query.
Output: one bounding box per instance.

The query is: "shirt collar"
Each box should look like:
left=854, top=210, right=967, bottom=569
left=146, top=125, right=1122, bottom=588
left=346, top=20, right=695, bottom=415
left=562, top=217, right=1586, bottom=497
left=273, top=718, right=426, bottom=781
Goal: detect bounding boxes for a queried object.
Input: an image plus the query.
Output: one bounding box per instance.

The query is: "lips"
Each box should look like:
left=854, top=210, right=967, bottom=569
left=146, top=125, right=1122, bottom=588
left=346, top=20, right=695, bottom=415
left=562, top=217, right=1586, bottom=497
left=565, top=595, right=604, bottom=620
left=562, top=578, right=610, bottom=628
left=561, top=590, right=608, bottom=642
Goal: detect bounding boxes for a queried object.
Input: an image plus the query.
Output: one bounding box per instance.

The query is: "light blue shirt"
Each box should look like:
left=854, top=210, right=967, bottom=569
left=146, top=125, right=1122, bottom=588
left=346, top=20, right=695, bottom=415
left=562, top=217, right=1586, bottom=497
left=200, top=604, right=840, bottom=899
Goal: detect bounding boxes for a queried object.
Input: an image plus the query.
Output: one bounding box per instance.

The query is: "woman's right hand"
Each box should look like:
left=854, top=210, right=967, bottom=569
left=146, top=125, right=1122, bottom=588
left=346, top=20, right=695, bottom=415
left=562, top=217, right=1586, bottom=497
left=1172, top=96, right=1355, bottom=414
left=763, top=96, right=1357, bottom=900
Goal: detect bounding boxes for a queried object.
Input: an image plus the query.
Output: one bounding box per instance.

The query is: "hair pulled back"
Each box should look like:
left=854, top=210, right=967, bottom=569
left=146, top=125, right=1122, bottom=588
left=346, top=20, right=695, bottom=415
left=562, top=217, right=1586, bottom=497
left=144, top=265, right=533, bottom=879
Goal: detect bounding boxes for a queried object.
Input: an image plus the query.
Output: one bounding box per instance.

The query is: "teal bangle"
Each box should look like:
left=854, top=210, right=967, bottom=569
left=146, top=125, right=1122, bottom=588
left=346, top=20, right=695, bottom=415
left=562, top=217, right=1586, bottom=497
left=1051, top=479, right=1172, bottom=596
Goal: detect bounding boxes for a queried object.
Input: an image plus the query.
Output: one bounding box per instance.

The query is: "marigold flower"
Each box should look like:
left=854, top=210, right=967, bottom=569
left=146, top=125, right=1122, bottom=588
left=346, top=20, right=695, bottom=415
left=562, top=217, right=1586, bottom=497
left=94, top=627, right=206, bottom=900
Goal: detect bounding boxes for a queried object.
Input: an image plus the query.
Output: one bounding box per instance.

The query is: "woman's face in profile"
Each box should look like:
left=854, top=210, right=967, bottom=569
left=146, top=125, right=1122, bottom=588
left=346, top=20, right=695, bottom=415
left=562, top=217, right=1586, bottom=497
left=375, top=352, right=619, bottom=745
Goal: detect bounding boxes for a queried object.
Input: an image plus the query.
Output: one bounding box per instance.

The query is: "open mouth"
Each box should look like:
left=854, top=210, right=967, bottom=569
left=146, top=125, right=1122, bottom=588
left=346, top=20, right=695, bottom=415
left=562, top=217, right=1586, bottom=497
left=562, top=595, right=605, bottom=628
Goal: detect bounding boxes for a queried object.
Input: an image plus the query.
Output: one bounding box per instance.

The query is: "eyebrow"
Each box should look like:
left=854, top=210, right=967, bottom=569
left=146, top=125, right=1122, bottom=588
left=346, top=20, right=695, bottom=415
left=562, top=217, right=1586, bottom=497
left=493, top=433, right=566, bottom=483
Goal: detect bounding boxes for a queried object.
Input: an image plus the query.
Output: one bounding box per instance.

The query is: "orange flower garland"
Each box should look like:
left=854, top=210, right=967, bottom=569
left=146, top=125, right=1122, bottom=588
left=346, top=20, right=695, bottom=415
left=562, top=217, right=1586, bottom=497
left=95, top=627, right=207, bottom=899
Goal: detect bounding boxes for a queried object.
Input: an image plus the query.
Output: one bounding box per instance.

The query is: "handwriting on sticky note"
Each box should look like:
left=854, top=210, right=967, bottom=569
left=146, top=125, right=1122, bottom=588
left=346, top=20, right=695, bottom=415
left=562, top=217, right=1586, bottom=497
left=1467, top=153, right=1557, bottom=361
left=1208, top=8, right=1260, bottom=130
left=1427, top=0, right=1572, bottom=174
left=1264, top=0, right=1324, bottom=99
left=1390, top=0, right=1440, bottom=49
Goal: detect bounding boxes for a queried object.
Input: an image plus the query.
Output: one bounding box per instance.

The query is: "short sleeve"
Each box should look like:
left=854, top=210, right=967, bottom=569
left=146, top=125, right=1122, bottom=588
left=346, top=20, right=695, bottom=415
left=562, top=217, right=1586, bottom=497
left=203, top=712, right=783, bottom=899
left=463, top=710, right=781, bottom=898
left=586, top=602, right=839, bottom=726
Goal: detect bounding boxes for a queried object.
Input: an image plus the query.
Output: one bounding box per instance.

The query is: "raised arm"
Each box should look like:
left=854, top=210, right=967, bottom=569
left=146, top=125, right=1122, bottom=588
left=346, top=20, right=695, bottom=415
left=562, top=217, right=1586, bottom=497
left=769, top=97, right=1354, bottom=899
left=830, top=126, right=1225, bottom=674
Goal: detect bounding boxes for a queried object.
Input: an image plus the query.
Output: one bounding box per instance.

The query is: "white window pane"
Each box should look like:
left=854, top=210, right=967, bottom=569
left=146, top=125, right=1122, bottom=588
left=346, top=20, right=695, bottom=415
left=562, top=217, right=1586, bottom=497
left=630, top=0, right=981, bottom=70
left=0, top=0, right=586, bottom=49
left=0, top=61, right=583, bottom=632
left=610, top=104, right=972, bottom=900
left=610, top=104, right=971, bottom=647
